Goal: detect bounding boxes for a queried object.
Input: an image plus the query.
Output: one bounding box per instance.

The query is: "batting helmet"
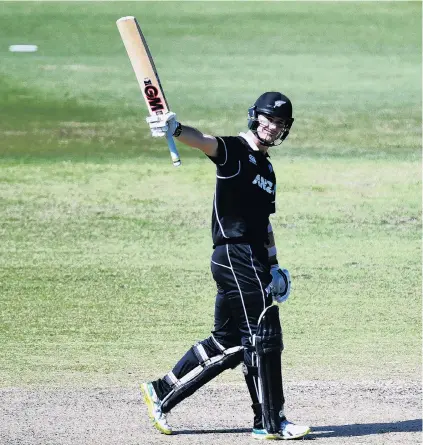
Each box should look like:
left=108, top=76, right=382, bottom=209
left=248, top=92, right=294, bottom=146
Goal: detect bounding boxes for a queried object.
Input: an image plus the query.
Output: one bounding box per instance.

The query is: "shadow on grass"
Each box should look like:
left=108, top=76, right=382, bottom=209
left=174, top=419, right=422, bottom=438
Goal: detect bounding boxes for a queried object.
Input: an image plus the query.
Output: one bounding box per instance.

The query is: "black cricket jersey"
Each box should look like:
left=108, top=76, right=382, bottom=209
left=207, top=135, right=276, bottom=249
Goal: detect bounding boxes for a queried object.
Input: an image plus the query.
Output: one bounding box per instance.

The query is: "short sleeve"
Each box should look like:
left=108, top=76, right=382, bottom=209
left=207, top=136, right=242, bottom=177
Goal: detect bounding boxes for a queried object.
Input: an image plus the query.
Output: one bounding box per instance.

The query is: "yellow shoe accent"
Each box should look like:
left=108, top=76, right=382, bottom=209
left=141, top=383, right=172, bottom=435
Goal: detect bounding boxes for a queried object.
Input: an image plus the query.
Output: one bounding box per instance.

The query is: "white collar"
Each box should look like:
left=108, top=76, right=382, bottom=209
left=239, top=132, right=260, bottom=151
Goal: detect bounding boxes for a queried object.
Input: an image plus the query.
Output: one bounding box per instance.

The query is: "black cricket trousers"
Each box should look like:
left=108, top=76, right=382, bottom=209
left=154, top=243, right=283, bottom=414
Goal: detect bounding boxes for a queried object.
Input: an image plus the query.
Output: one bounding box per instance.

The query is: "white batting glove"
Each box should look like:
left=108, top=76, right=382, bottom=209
left=146, top=111, right=178, bottom=138
left=269, top=265, right=291, bottom=303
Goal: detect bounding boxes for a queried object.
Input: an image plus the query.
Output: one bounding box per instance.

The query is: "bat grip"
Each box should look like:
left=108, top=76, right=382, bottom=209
left=166, top=131, right=181, bottom=167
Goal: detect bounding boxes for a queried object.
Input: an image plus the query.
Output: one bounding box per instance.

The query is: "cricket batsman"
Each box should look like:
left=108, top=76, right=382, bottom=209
left=141, top=92, right=311, bottom=440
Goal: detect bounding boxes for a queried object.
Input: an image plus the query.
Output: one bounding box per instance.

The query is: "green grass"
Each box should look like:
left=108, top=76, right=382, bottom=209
left=0, top=2, right=421, bottom=387
left=0, top=2, right=420, bottom=160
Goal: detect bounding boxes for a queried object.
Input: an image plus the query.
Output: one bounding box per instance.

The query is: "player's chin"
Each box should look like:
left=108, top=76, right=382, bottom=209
left=261, top=133, right=278, bottom=144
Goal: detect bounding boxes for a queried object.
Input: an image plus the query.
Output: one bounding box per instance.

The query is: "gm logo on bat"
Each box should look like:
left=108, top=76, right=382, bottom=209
left=143, top=78, right=164, bottom=112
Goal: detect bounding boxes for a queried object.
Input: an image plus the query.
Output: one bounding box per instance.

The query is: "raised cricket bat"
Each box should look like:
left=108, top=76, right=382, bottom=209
left=116, top=16, right=181, bottom=167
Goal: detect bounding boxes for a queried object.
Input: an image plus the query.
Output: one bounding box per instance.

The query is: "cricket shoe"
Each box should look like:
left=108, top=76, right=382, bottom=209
left=252, top=419, right=311, bottom=440
left=141, top=382, right=172, bottom=435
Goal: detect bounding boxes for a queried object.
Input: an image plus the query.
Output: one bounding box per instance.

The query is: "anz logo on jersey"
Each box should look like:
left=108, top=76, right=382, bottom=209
left=252, top=174, right=275, bottom=195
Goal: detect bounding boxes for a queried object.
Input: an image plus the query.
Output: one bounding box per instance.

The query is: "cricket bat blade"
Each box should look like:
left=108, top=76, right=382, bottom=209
left=116, top=16, right=181, bottom=167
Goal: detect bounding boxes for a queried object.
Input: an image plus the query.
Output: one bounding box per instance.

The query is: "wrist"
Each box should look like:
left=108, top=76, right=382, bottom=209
left=269, top=257, right=279, bottom=267
left=173, top=122, right=182, bottom=137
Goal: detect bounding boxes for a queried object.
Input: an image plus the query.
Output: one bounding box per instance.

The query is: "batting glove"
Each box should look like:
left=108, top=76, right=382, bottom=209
left=146, top=111, right=178, bottom=138
left=269, top=265, right=291, bottom=303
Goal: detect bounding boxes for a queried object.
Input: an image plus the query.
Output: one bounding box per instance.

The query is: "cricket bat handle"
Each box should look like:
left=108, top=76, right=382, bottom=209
left=166, top=130, right=181, bottom=167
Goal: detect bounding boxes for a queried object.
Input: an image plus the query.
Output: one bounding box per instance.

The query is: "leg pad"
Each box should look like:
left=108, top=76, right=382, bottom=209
left=161, top=336, right=243, bottom=412
left=255, top=305, right=284, bottom=434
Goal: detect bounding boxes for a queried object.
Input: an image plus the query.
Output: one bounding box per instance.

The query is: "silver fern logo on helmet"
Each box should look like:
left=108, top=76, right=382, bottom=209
left=273, top=100, right=286, bottom=108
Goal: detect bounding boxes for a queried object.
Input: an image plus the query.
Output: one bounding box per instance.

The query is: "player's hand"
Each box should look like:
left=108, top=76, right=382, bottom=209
left=146, top=111, right=178, bottom=137
left=269, top=265, right=291, bottom=303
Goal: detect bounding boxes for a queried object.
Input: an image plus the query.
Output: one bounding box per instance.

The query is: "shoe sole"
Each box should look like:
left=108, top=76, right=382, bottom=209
left=252, top=429, right=283, bottom=440
left=140, top=383, right=172, bottom=435
left=252, top=432, right=283, bottom=440
left=252, top=426, right=311, bottom=440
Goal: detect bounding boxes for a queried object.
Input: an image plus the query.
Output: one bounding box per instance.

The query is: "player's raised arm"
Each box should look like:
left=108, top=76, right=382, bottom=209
left=146, top=112, right=218, bottom=158
left=175, top=124, right=218, bottom=157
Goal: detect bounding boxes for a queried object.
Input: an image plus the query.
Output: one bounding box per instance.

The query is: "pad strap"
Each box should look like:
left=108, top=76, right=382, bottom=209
left=161, top=338, right=244, bottom=412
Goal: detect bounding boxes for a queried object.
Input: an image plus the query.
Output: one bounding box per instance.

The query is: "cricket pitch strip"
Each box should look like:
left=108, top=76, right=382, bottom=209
left=1, top=380, right=421, bottom=444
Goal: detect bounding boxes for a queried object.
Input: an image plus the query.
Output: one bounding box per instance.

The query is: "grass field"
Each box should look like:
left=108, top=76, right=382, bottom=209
left=0, top=2, right=421, bottom=389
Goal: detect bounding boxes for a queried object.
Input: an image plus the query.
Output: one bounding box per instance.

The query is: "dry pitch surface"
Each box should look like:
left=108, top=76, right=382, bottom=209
left=1, top=379, right=421, bottom=444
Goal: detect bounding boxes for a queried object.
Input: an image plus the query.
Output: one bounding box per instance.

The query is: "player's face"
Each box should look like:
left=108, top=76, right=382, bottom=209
left=256, top=114, right=287, bottom=144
